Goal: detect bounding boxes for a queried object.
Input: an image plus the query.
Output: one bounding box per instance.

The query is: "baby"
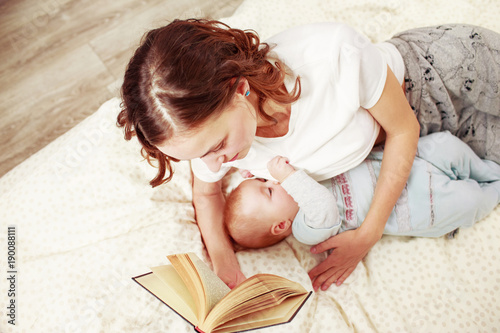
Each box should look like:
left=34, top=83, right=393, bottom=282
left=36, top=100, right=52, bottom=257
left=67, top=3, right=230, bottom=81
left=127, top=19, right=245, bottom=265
left=224, top=132, right=500, bottom=249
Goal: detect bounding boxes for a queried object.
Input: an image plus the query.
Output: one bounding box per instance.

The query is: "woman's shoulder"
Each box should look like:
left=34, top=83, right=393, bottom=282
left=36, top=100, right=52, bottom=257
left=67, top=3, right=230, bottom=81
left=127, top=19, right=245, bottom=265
left=265, top=22, right=366, bottom=68
left=265, top=22, right=360, bottom=46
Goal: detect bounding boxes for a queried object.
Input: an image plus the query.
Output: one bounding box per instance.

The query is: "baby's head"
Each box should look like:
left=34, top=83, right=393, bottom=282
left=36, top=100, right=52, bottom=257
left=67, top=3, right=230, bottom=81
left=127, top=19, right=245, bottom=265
left=224, top=178, right=299, bottom=249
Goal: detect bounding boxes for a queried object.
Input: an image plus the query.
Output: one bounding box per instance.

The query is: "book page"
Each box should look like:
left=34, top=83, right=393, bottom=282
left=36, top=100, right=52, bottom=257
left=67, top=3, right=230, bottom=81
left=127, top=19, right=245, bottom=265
left=150, top=265, right=198, bottom=315
left=213, top=293, right=311, bottom=333
left=188, top=254, right=231, bottom=316
left=168, top=253, right=230, bottom=321
left=200, top=274, right=309, bottom=332
left=168, top=253, right=205, bottom=320
left=133, top=267, right=198, bottom=326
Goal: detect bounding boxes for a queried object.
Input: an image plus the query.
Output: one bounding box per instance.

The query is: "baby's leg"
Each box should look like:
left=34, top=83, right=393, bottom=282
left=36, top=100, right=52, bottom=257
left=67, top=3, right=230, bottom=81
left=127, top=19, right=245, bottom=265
left=386, top=133, right=500, bottom=237
left=398, top=166, right=499, bottom=238
left=417, top=132, right=500, bottom=184
left=433, top=174, right=499, bottom=234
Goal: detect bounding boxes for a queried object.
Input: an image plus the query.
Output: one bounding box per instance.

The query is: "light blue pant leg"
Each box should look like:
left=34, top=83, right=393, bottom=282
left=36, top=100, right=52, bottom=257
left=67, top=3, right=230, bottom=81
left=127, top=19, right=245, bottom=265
left=433, top=173, right=499, bottom=233
left=417, top=132, right=500, bottom=185
left=412, top=132, right=500, bottom=236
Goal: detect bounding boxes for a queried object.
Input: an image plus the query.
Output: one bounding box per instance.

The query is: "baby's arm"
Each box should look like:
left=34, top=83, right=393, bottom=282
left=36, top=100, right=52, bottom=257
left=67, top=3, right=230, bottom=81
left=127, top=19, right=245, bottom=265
left=267, top=157, right=341, bottom=245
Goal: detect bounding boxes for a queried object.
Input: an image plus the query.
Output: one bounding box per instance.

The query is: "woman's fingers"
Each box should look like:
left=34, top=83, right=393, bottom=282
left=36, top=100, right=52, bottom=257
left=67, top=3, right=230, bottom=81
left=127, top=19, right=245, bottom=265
left=335, top=266, right=356, bottom=286
left=312, top=267, right=338, bottom=291
left=310, top=262, right=356, bottom=290
left=310, top=236, right=337, bottom=254
left=309, top=230, right=374, bottom=290
left=308, top=250, right=339, bottom=281
left=320, top=268, right=346, bottom=290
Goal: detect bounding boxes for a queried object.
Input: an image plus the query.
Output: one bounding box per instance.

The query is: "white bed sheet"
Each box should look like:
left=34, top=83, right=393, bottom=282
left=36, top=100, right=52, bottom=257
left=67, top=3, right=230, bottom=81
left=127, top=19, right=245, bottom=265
left=1, top=0, right=499, bottom=332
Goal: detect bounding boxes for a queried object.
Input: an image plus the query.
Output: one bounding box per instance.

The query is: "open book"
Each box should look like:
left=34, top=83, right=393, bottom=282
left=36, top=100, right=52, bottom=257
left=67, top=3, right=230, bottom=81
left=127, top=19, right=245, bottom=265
left=133, top=253, right=312, bottom=333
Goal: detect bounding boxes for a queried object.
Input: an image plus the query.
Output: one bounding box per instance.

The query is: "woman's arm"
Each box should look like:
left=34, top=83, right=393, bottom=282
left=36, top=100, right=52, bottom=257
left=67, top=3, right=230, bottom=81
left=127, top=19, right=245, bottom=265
left=192, top=173, right=246, bottom=288
left=308, top=67, right=420, bottom=290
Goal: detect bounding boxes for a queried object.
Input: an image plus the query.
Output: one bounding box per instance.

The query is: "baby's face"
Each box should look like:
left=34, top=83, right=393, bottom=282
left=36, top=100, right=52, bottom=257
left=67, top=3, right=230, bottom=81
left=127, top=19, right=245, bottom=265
left=238, top=178, right=299, bottom=228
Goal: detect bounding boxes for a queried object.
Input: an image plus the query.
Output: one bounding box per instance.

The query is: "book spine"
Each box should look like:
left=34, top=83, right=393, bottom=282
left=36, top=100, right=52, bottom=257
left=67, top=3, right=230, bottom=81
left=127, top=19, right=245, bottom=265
left=194, top=327, right=205, bottom=333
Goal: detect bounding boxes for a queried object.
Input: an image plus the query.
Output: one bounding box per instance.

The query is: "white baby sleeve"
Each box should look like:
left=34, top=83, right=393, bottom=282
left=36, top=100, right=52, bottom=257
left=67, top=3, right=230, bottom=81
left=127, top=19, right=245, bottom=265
left=281, top=170, right=341, bottom=245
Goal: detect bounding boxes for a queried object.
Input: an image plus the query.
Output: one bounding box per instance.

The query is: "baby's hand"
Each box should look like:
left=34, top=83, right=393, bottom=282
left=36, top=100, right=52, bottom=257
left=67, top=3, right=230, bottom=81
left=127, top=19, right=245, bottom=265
left=238, top=169, right=254, bottom=178
left=267, top=156, right=295, bottom=183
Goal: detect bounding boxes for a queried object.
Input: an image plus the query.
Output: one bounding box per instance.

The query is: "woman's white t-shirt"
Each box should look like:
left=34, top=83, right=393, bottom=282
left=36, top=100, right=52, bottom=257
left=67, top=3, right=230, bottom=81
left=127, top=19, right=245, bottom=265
left=191, top=22, right=404, bottom=182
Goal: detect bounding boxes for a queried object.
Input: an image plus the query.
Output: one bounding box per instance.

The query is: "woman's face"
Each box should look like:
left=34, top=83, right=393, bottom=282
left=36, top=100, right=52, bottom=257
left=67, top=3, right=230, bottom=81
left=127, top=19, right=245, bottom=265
left=157, top=92, right=257, bottom=172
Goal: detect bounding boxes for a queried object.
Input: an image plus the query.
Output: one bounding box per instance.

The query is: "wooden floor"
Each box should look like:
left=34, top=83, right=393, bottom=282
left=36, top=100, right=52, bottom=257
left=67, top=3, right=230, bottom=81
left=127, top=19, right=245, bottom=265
left=0, top=0, right=244, bottom=177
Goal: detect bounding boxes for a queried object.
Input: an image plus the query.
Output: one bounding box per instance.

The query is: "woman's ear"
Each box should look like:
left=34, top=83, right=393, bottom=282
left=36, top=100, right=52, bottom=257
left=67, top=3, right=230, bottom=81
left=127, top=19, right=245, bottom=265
left=270, top=220, right=292, bottom=236
left=234, top=77, right=249, bottom=96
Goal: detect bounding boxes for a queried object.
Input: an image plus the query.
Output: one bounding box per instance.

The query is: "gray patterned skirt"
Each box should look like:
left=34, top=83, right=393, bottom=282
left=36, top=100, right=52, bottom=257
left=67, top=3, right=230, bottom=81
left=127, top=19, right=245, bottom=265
left=387, top=24, right=500, bottom=164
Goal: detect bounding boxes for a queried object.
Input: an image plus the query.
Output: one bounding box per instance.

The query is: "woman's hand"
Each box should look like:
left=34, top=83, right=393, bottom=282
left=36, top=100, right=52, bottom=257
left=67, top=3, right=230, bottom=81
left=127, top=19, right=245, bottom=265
left=214, top=261, right=247, bottom=289
left=308, top=227, right=380, bottom=290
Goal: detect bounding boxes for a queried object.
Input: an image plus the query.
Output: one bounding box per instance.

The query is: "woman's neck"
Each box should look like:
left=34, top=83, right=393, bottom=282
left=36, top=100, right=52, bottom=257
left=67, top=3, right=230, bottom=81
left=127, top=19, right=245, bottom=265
left=255, top=102, right=291, bottom=138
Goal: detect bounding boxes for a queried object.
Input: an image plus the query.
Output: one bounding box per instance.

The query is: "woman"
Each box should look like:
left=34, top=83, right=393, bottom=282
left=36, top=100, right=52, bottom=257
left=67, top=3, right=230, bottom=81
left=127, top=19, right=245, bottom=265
left=118, top=19, right=500, bottom=290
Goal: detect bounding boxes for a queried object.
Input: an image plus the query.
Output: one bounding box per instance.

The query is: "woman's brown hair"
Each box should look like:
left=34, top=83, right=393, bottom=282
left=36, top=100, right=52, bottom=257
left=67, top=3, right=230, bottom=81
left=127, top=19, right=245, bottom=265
left=117, top=19, right=300, bottom=187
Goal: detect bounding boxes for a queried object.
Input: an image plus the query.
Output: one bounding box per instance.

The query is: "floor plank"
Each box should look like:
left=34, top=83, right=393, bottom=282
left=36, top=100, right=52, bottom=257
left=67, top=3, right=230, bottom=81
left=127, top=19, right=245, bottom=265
left=0, top=0, right=243, bottom=177
left=0, top=43, right=115, bottom=174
